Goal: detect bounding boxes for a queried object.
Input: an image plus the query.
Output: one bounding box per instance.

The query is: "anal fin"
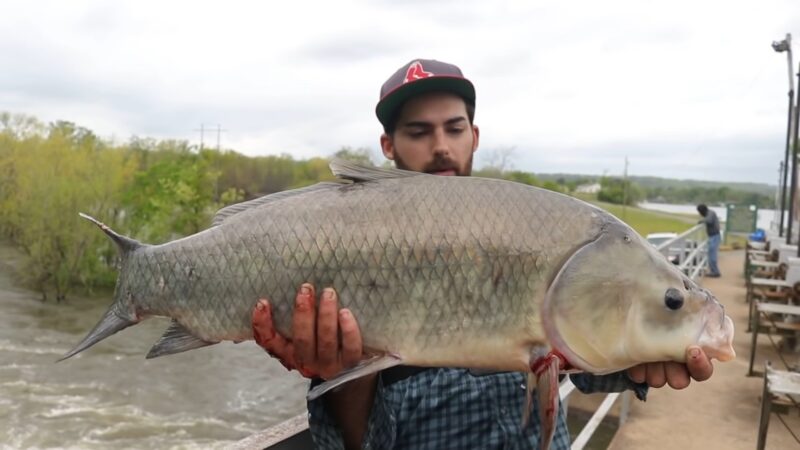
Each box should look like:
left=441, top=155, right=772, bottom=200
left=146, top=320, right=218, bottom=359
left=307, top=354, right=403, bottom=400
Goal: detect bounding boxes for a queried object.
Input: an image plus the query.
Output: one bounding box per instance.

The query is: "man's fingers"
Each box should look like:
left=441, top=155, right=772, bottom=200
left=252, top=299, right=275, bottom=346
left=316, top=288, right=340, bottom=372
left=646, top=362, right=667, bottom=388
left=664, top=361, right=691, bottom=390
left=627, top=364, right=646, bottom=384
left=686, top=346, right=713, bottom=381
left=252, top=299, right=294, bottom=367
left=339, top=308, right=363, bottom=368
left=292, top=283, right=317, bottom=368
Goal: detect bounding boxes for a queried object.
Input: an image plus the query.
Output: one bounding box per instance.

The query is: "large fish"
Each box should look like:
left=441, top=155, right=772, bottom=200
left=63, top=160, right=735, bottom=449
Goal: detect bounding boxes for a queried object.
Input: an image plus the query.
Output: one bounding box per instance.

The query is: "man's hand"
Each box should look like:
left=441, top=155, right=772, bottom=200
left=627, top=346, right=714, bottom=389
left=252, top=283, right=364, bottom=380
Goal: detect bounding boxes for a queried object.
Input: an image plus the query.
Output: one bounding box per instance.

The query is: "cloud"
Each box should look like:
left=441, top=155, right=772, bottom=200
left=1, top=0, right=799, bottom=184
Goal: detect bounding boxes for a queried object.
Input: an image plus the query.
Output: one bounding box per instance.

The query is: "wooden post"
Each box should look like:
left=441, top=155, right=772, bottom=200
left=748, top=305, right=760, bottom=377
left=756, top=361, right=772, bottom=450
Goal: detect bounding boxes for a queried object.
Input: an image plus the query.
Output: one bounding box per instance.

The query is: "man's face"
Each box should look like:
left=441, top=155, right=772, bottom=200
left=380, top=92, right=479, bottom=176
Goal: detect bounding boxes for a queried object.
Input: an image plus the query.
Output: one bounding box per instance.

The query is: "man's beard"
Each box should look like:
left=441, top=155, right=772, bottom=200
left=393, top=152, right=473, bottom=176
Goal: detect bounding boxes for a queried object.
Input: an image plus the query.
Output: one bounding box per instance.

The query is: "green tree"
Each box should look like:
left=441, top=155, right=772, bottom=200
left=122, top=148, right=221, bottom=244
left=332, top=147, right=375, bottom=165
left=598, top=177, right=643, bottom=206
left=0, top=120, right=136, bottom=299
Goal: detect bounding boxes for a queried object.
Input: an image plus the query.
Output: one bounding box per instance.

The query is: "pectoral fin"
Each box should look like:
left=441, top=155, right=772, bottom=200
left=522, top=372, right=537, bottom=427
left=307, top=354, right=403, bottom=400
left=146, top=320, right=218, bottom=359
left=527, top=353, right=561, bottom=450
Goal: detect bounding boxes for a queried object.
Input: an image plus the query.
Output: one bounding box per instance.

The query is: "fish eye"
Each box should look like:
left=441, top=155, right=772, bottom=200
left=664, top=288, right=684, bottom=310
left=623, top=235, right=631, bottom=243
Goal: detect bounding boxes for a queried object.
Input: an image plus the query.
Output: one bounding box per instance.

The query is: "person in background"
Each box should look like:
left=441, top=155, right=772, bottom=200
left=697, top=204, right=721, bottom=278
left=252, top=59, right=715, bottom=450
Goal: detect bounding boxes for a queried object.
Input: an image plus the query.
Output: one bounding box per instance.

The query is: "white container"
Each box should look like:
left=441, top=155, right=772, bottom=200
left=778, top=244, right=799, bottom=264
left=787, top=257, right=800, bottom=285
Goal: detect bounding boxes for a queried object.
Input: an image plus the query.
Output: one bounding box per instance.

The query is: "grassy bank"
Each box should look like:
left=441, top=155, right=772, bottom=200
left=587, top=200, right=696, bottom=237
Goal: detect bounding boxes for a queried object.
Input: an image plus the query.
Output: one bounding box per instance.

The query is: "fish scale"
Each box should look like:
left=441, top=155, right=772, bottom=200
left=109, top=172, right=567, bottom=360
left=66, top=161, right=734, bottom=368
left=158, top=175, right=555, bottom=352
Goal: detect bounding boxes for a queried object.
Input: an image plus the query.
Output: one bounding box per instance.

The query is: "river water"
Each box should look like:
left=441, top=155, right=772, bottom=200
left=0, top=243, right=308, bottom=449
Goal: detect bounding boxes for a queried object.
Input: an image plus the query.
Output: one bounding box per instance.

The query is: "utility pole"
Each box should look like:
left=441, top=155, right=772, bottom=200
left=788, top=62, right=800, bottom=247
left=793, top=63, right=800, bottom=253
left=194, top=123, right=226, bottom=151
left=773, top=33, right=794, bottom=237
left=622, top=156, right=629, bottom=220
left=213, top=124, right=227, bottom=151
left=778, top=161, right=785, bottom=216
left=194, top=124, right=207, bottom=150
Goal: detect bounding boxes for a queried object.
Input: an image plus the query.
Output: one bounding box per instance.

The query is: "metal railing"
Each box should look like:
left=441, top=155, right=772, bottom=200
left=560, top=377, right=630, bottom=450
left=652, top=224, right=709, bottom=281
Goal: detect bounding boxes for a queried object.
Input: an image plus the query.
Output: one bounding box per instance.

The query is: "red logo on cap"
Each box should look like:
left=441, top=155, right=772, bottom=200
left=403, top=61, right=433, bottom=83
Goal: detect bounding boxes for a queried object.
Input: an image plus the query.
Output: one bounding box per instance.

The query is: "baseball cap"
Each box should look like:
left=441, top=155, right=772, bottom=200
left=375, top=59, right=476, bottom=128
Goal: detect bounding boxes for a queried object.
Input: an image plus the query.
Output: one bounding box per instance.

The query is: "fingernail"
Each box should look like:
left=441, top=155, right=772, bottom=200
left=339, top=309, right=350, bottom=319
left=256, top=302, right=265, bottom=311
left=689, top=348, right=700, bottom=359
left=300, top=284, right=312, bottom=296
left=322, top=288, right=335, bottom=301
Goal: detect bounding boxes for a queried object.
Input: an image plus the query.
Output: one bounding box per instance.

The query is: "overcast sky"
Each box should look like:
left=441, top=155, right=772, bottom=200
left=2, top=0, right=799, bottom=184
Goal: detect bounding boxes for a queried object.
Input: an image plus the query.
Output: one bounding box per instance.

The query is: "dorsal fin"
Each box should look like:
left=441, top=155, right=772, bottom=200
left=79, top=213, right=143, bottom=254
left=329, top=158, right=423, bottom=182
left=211, top=181, right=344, bottom=227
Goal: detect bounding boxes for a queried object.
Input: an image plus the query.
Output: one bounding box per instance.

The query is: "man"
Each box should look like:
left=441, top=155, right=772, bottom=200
left=252, top=59, right=714, bottom=449
left=697, top=204, right=721, bottom=278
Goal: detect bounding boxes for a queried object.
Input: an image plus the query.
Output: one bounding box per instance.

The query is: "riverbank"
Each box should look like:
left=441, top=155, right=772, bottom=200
left=589, top=200, right=696, bottom=236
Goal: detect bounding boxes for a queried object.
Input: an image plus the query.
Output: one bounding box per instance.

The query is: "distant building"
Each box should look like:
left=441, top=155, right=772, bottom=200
left=575, top=182, right=601, bottom=194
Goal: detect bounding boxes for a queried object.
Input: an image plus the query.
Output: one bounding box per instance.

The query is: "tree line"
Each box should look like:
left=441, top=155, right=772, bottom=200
left=1, top=113, right=565, bottom=301
left=0, top=111, right=767, bottom=300
left=0, top=113, right=349, bottom=300
left=595, top=178, right=773, bottom=208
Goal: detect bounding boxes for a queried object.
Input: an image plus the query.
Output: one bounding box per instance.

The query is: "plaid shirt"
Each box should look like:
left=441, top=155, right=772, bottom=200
left=308, top=368, right=647, bottom=449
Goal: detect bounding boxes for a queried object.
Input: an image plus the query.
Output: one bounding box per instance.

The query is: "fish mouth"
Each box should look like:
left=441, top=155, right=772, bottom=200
left=428, top=169, right=457, bottom=176
left=696, top=295, right=736, bottom=362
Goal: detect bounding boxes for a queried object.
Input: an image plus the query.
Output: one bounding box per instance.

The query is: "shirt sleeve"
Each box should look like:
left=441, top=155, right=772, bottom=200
left=569, top=371, right=648, bottom=401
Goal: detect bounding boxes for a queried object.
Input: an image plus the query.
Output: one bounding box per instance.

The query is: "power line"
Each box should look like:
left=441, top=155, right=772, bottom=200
left=194, top=123, right=228, bottom=150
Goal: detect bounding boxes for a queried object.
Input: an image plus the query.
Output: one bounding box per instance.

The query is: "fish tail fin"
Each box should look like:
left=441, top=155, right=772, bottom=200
left=78, top=212, right=143, bottom=257
left=58, top=306, right=137, bottom=361
left=59, top=213, right=144, bottom=361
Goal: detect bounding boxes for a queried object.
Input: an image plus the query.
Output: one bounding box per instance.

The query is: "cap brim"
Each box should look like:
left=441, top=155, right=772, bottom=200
left=376, top=77, right=476, bottom=128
